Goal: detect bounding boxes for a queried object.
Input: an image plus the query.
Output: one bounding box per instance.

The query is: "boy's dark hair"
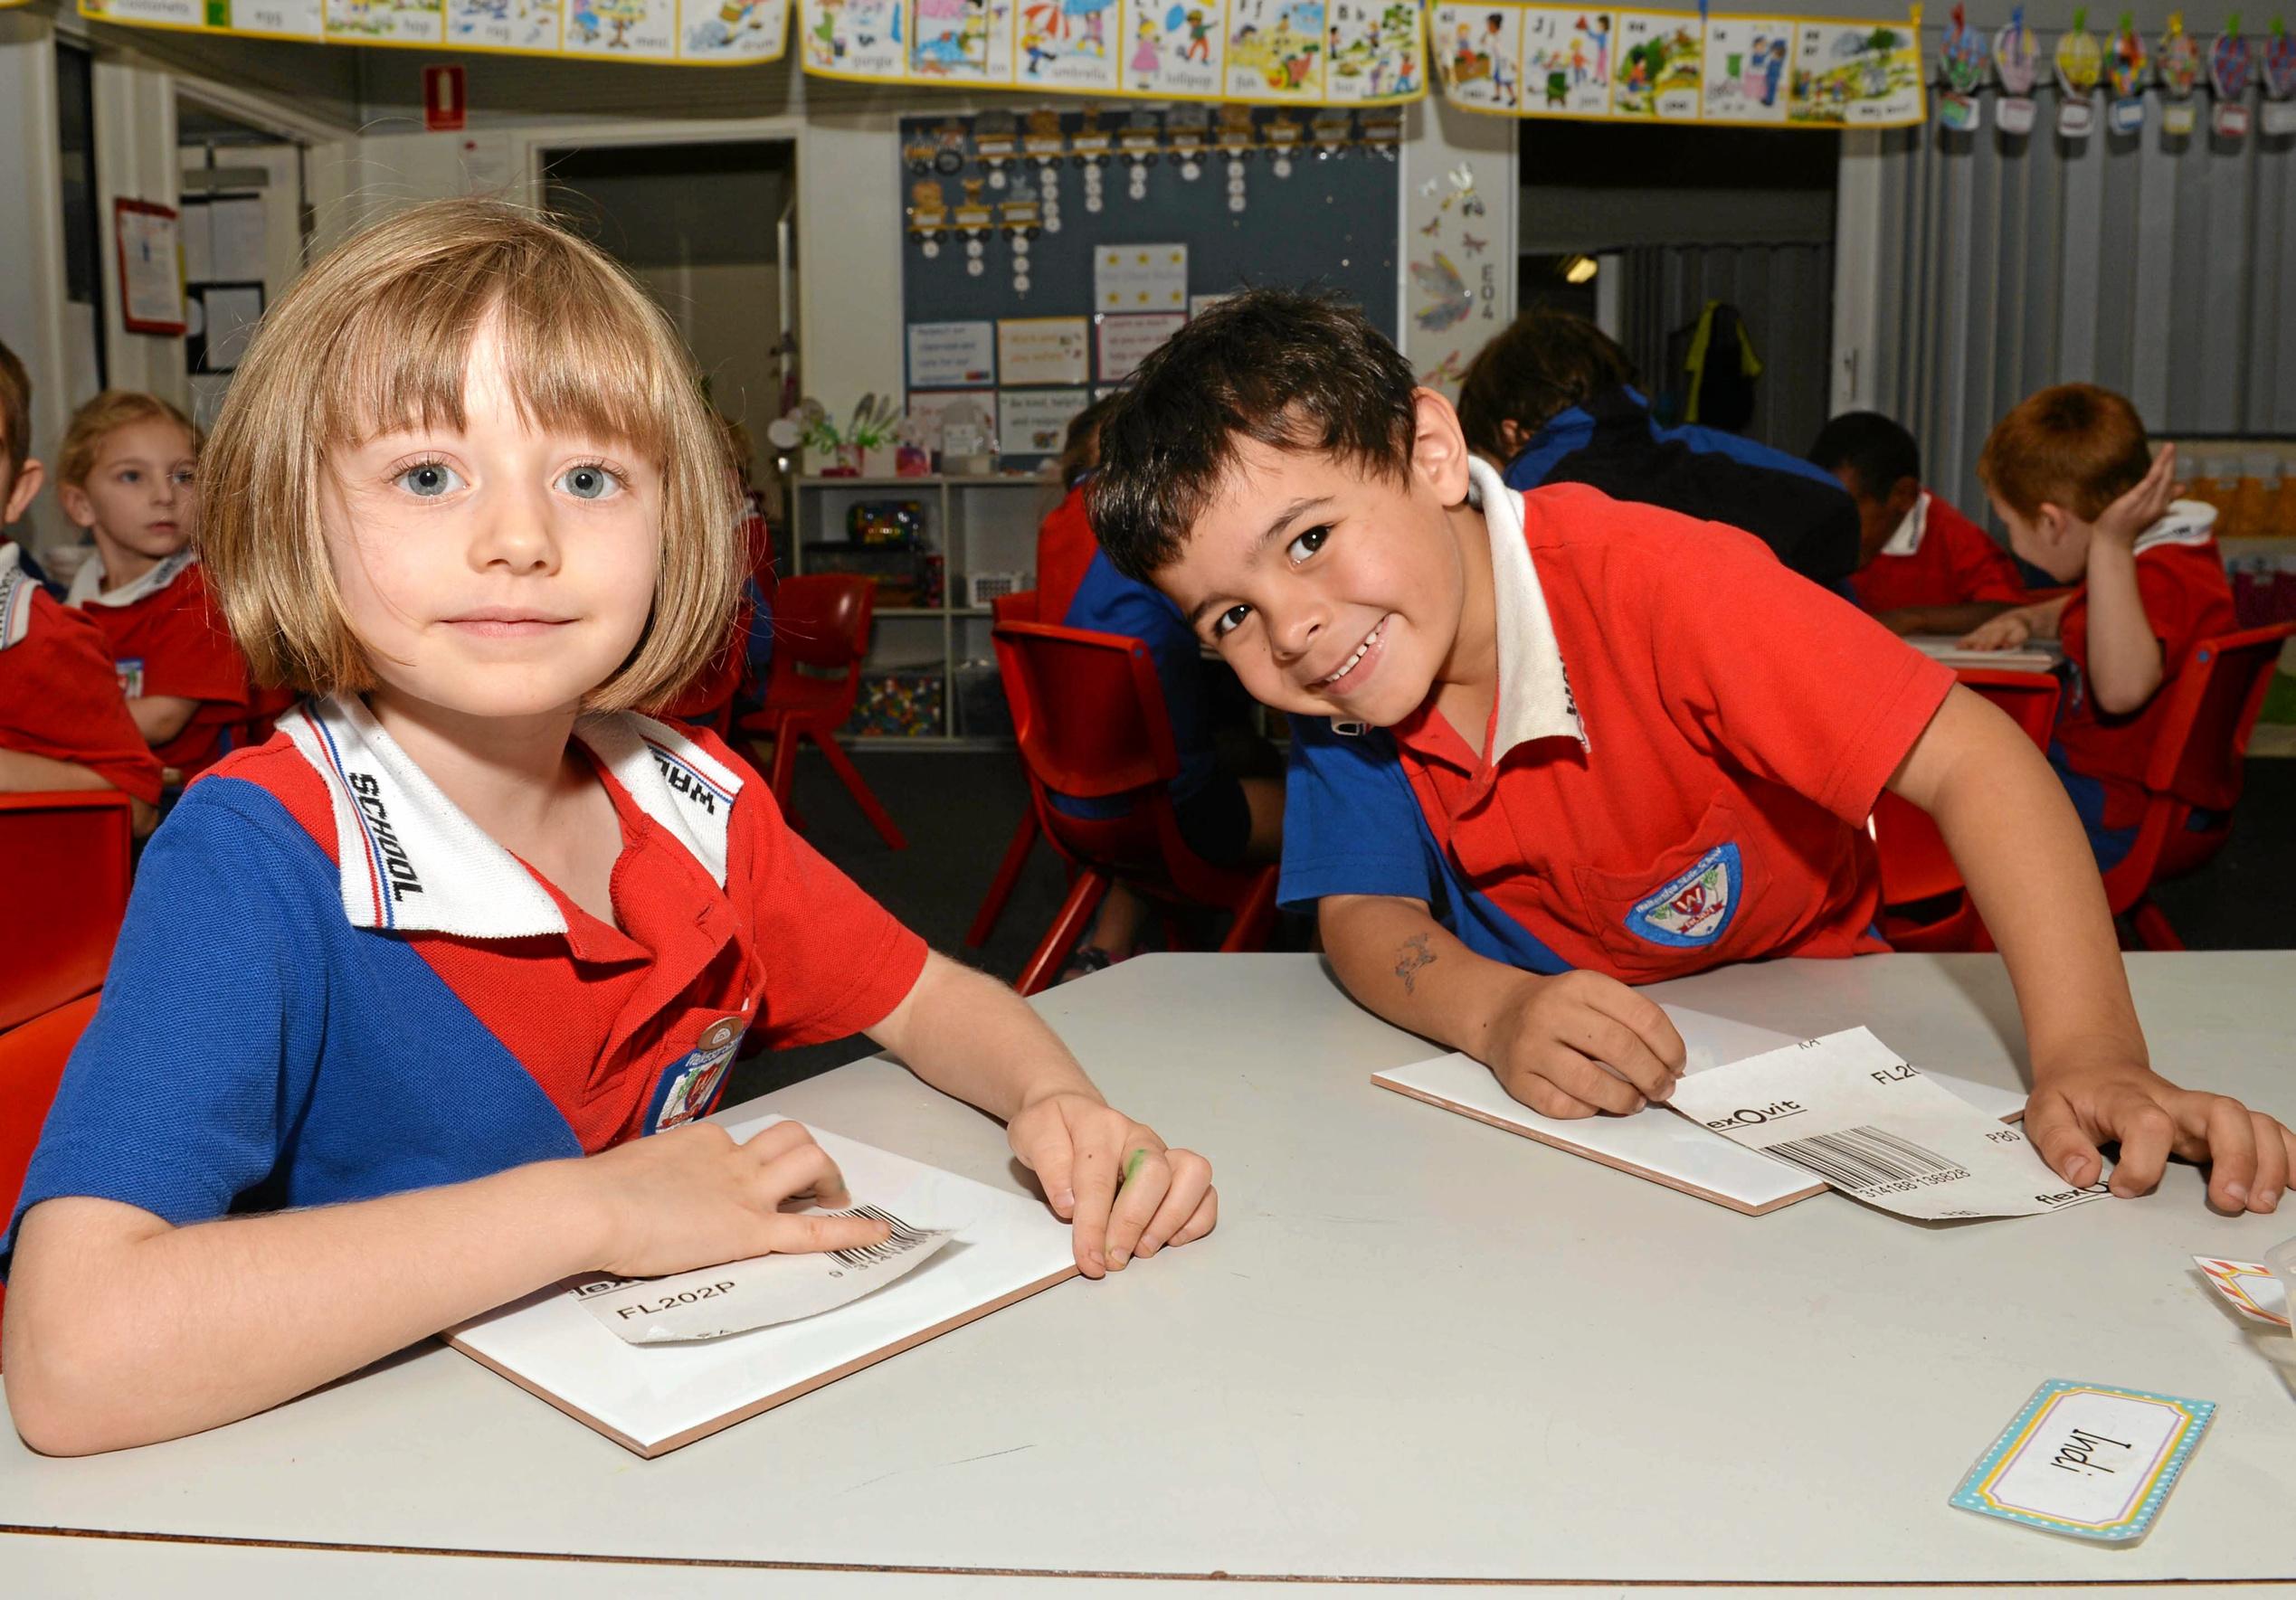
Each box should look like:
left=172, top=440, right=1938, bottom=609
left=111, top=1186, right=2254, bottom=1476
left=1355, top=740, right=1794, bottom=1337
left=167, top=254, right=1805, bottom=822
left=1088, top=289, right=1417, bottom=580
left=1807, top=411, right=1920, bottom=497
left=1978, top=383, right=2152, bottom=522
left=0, top=338, right=29, bottom=478
left=1455, top=308, right=1635, bottom=463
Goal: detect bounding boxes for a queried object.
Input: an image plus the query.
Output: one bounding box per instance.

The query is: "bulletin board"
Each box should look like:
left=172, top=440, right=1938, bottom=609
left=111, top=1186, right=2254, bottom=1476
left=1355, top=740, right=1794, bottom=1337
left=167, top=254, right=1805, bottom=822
left=898, top=105, right=1399, bottom=467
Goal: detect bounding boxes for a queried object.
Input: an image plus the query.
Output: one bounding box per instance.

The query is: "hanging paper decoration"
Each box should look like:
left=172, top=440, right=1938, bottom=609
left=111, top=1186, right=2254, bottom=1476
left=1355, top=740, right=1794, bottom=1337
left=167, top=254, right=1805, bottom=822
left=2054, top=8, right=2102, bottom=136
left=1995, top=8, right=2040, bottom=131
left=79, top=0, right=783, bottom=62
left=1432, top=4, right=1922, bottom=127
left=2212, top=17, right=2253, bottom=139
left=2158, top=12, right=2202, bottom=133
left=2263, top=16, right=2296, bottom=131
left=2106, top=12, right=2149, bottom=131
left=1938, top=3, right=1988, bottom=129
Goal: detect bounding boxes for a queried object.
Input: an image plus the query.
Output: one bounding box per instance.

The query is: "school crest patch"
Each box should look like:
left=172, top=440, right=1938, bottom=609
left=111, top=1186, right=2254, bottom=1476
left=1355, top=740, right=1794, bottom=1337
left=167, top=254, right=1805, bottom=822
left=1624, top=844, right=1741, bottom=949
left=650, top=1015, right=746, bottom=1132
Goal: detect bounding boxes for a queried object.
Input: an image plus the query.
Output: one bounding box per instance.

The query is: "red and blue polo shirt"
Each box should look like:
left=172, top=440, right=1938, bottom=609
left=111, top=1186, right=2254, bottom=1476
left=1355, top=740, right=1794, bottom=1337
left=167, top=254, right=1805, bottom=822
left=66, top=549, right=250, bottom=778
left=2048, top=501, right=2237, bottom=867
left=1848, top=489, right=2029, bottom=617
left=2, top=695, right=925, bottom=1269
left=0, top=543, right=165, bottom=804
left=1279, top=459, right=1958, bottom=984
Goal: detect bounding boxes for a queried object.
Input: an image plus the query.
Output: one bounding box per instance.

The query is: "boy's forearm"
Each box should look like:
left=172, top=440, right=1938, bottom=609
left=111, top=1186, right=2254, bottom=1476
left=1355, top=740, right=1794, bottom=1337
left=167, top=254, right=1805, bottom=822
left=1878, top=601, right=2017, bottom=638
left=2073, top=544, right=2163, bottom=712
left=0, top=749, right=115, bottom=792
left=869, top=951, right=1102, bottom=1121
left=1320, top=894, right=1527, bottom=1062
left=5, top=1160, right=609, bottom=1455
left=127, top=694, right=199, bottom=744
left=1890, top=687, right=2145, bottom=1084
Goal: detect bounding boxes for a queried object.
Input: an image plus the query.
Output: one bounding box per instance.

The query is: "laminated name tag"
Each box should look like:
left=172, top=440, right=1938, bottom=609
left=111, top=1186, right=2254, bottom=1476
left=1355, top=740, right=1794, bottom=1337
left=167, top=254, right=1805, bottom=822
left=1663, top=1028, right=2109, bottom=1220
left=573, top=1206, right=958, bottom=1345
left=1950, top=1380, right=2215, bottom=1542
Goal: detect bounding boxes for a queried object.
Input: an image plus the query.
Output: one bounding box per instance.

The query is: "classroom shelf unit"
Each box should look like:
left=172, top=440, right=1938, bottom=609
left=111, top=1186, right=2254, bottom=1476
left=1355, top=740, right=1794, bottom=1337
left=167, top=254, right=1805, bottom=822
left=788, top=474, right=1055, bottom=747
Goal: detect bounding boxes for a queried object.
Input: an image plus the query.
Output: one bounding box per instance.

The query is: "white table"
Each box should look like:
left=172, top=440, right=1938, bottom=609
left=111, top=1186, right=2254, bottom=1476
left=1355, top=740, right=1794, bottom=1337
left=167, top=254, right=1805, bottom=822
left=5, top=953, right=2295, bottom=1595
left=1905, top=635, right=2064, bottom=674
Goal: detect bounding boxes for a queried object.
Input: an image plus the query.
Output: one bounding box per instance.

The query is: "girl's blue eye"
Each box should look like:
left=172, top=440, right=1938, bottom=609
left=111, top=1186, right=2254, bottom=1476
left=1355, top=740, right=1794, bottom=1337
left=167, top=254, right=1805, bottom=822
left=1286, top=525, right=1330, bottom=563
left=1211, top=603, right=1251, bottom=639
left=558, top=463, right=620, bottom=500
left=395, top=462, right=463, bottom=498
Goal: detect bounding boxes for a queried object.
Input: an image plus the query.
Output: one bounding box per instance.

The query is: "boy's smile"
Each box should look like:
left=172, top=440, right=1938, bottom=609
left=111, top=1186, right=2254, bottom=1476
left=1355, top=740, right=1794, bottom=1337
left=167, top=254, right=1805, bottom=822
left=1155, top=392, right=1495, bottom=732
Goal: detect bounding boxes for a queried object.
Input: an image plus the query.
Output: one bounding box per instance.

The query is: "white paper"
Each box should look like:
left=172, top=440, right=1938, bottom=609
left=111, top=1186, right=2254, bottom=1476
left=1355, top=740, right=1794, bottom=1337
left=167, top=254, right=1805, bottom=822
left=2191, top=1255, right=2291, bottom=1329
left=180, top=201, right=214, bottom=282
left=577, top=1206, right=959, bottom=1344
left=1667, top=1028, right=2106, bottom=1220
left=1905, top=634, right=2062, bottom=672
left=209, top=196, right=267, bottom=282
left=995, top=317, right=1090, bottom=386
left=1095, top=242, right=1188, bottom=313
left=996, top=388, right=1090, bottom=457
left=450, top=1112, right=1075, bottom=1454
left=907, top=320, right=997, bottom=389
left=1096, top=311, right=1187, bottom=383
left=1372, top=1007, right=2028, bottom=1214
left=200, top=286, right=264, bottom=372
left=116, top=206, right=185, bottom=328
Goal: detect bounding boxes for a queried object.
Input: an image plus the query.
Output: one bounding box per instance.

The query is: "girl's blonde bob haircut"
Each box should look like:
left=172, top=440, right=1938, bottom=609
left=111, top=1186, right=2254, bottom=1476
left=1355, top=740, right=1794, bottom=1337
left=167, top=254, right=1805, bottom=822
left=199, top=197, right=740, bottom=713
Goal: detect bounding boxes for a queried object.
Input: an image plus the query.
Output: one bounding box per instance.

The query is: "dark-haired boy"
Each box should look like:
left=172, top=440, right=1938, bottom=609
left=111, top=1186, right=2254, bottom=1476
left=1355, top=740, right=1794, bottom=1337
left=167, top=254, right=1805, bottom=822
left=1090, top=291, right=2290, bottom=1215
left=1808, top=410, right=2027, bottom=636
left=1964, top=385, right=2235, bottom=871
left=1456, top=308, right=1859, bottom=589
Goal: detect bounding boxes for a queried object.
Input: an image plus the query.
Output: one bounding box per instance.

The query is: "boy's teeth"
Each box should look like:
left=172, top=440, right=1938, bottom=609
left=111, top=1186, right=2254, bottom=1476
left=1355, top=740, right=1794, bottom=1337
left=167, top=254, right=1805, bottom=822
left=1324, top=623, right=1380, bottom=686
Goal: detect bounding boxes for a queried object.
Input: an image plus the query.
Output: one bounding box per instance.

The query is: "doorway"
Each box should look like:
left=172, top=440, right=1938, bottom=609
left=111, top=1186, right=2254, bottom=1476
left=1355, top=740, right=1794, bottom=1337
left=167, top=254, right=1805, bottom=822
left=176, top=96, right=313, bottom=431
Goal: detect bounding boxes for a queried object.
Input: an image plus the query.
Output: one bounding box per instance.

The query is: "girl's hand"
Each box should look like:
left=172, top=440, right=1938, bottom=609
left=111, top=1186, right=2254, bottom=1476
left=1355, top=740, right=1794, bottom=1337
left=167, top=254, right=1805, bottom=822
left=1007, top=1091, right=1216, bottom=1277
left=585, top=1120, right=891, bottom=1278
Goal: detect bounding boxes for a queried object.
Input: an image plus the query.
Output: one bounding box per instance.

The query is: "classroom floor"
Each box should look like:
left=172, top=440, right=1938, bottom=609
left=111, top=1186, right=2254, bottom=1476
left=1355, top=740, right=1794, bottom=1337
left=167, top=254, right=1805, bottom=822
left=726, top=745, right=2296, bottom=1104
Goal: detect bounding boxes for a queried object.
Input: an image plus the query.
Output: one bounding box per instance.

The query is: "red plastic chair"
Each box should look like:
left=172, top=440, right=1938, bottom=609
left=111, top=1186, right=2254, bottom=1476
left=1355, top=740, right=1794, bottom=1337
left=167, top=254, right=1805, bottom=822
left=965, top=590, right=1045, bottom=949
left=0, top=793, right=134, bottom=1031
left=735, top=574, right=906, bottom=850
left=1874, top=668, right=2063, bottom=952
left=0, top=991, right=101, bottom=1359
left=992, top=616, right=1279, bottom=996
left=2102, top=622, right=2296, bottom=950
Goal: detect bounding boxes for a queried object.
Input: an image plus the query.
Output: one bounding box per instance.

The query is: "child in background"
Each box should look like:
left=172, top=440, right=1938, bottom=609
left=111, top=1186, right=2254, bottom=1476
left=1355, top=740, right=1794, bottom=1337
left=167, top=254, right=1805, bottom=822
left=1035, top=395, right=1283, bottom=980
left=1962, top=385, right=2236, bottom=871
left=0, top=343, right=163, bottom=829
left=1807, top=410, right=2027, bottom=636
left=1456, top=308, right=1860, bottom=591
left=1091, top=290, right=2288, bottom=1216
left=2, top=200, right=1216, bottom=1458
left=663, top=415, right=775, bottom=728
left=58, top=392, right=249, bottom=781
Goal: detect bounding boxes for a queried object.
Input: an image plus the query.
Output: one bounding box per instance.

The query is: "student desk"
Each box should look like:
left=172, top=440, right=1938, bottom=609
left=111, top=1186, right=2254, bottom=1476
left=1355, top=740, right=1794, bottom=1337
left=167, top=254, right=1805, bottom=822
left=5, top=953, right=2294, bottom=1595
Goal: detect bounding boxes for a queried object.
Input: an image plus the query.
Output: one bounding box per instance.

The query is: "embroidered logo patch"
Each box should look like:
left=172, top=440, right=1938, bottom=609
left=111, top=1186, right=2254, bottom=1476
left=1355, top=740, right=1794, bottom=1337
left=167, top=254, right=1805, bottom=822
left=1624, top=843, right=1741, bottom=948
left=650, top=1015, right=746, bottom=1132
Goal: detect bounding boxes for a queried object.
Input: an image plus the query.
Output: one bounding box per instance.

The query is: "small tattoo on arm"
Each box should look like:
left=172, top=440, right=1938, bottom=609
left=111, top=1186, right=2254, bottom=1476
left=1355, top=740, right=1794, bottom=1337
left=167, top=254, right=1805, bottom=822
left=1395, top=933, right=1437, bottom=995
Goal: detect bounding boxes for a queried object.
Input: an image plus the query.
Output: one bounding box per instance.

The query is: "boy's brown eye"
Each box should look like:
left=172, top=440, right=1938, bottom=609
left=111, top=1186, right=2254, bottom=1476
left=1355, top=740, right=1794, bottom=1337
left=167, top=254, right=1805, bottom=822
left=1212, top=603, right=1250, bottom=638
left=1286, top=525, right=1331, bottom=563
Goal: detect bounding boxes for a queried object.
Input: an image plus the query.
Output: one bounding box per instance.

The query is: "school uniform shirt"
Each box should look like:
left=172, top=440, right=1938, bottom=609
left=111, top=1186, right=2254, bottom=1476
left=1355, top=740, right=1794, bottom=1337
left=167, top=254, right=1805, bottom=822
left=2049, top=501, right=2237, bottom=867
left=1036, top=480, right=1216, bottom=815
left=0, top=543, right=165, bottom=804
left=66, top=549, right=250, bottom=777
left=1847, top=490, right=2027, bottom=617
left=1279, top=459, right=1957, bottom=984
left=0, top=694, right=927, bottom=1271
left=1502, top=384, right=1862, bottom=590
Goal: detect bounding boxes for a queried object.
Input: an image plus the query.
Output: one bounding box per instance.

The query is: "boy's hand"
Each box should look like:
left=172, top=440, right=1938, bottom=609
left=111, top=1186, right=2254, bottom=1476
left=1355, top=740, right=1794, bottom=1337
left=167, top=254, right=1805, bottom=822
left=587, top=1120, right=892, bottom=1278
left=2092, top=443, right=2181, bottom=550
left=1483, top=970, right=1687, bottom=1117
left=2026, top=1063, right=2291, bottom=1214
left=1958, top=610, right=2035, bottom=651
left=1008, top=1091, right=1216, bottom=1278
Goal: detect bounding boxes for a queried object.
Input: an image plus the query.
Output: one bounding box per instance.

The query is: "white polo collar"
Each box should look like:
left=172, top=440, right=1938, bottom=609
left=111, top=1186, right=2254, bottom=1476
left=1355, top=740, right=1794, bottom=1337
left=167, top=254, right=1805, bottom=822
left=2134, top=499, right=2218, bottom=554
left=280, top=694, right=745, bottom=937
left=1469, top=456, right=1587, bottom=758
left=65, top=546, right=196, bottom=609
left=0, top=543, right=36, bottom=651
left=1878, top=491, right=1931, bottom=558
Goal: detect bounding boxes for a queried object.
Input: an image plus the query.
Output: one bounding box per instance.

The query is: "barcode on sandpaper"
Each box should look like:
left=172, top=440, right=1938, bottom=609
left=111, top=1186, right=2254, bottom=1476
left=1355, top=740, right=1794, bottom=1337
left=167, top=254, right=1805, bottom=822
left=1765, top=1124, right=1970, bottom=1190
left=825, top=1205, right=936, bottom=1267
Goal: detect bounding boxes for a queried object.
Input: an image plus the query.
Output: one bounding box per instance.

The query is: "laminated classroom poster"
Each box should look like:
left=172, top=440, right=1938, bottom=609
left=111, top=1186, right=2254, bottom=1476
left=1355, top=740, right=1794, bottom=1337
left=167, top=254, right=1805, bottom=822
left=1518, top=6, right=1613, bottom=118
left=81, top=0, right=211, bottom=27
left=1788, top=16, right=1924, bottom=124
left=1123, top=0, right=1227, bottom=94
left=680, top=0, right=787, bottom=57
left=563, top=0, right=676, bottom=53
left=324, top=0, right=444, bottom=43
left=1325, top=0, right=1421, bottom=100
left=1015, top=0, right=1124, bottom=90
left=448, top=0, right=560, bottom=51
left=805, top=0, right=909, bottom=79
left=1611, top=7, right=1703, bottom=117
left=1434, top=2, right=1523, bottom=110
left=228, top=0, right=326, bottom=32
left=1226, top=0, right=1328, bottom=99
left=1701, top=14, right=1793, bottom=121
